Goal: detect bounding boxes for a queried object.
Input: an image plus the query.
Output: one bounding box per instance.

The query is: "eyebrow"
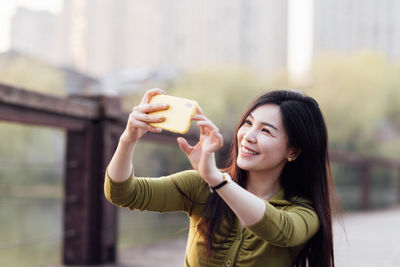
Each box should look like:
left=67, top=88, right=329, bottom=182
left=248, top=113, right=279, bottom=131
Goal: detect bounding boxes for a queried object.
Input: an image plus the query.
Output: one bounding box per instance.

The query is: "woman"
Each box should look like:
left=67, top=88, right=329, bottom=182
left=105, top=88, right=336, bottom=266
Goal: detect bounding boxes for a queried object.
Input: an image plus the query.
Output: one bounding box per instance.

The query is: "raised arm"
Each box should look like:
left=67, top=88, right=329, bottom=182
left=178, top=111, right=268, bottom=226
left=107, top=88, right=168, bottom=182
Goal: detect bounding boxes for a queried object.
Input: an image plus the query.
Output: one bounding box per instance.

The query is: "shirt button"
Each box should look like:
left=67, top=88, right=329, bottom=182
left=226, top=259, right=232, bottom=266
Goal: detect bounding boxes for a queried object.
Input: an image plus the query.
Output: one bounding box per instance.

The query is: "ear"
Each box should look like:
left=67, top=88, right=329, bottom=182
left=287, top=147, right=301, bottom=161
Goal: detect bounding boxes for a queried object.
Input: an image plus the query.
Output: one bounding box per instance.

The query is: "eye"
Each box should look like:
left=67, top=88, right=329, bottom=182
left=244, top=119, right=252, bottom=126
left=262, top=128, right=271, bottom=135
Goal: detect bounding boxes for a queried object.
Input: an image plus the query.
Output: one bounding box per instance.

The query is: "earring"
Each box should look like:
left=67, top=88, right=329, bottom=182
left=288, top=157, right=293, bottom=162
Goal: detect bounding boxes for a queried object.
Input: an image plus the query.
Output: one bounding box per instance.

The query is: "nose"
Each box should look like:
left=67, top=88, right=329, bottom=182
left=243, top=128, right=256, bottom=143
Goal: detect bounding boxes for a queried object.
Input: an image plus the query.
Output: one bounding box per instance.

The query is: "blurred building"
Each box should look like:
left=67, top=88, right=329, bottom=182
left=10, top=0, right=288, bottom=78
left=314, top=0, right=400, bottom=60
left=9, top=0, right=400, bottom=82
left=10, top=8, right=61, bottom=65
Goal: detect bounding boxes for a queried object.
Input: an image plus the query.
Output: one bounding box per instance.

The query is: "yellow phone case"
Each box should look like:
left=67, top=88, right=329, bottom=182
left=149, top=94, right=198, bottom=134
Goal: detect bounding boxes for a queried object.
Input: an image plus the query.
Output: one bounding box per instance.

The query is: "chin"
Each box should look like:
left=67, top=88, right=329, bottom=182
left=236, top=159, right=255, bottom=171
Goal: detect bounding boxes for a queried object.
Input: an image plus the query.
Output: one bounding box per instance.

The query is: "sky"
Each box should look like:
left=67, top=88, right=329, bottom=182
left=0, top=0, right=63, bottom=52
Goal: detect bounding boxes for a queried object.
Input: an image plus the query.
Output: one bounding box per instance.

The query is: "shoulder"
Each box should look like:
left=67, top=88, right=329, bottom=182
left=290, top=195, right=312, bottom=204
left=267, top=190, right=314, bottom=211
left=269, top=194, right=318, bottom=218
left=288, top=196, right=315, bottom=210
left=285, top=196, right=320, bottom=229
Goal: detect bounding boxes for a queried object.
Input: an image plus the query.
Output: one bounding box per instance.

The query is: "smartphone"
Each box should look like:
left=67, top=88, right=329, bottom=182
left=148, top=94, right=198, bottom=134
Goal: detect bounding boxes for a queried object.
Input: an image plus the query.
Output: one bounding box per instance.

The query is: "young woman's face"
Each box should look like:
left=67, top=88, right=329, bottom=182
left=237, top=104, right=294, bottom=175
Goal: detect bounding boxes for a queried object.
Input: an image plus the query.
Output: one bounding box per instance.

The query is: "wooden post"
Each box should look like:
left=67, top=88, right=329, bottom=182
left=99, top=122, right=121, bottom=263
left=360, top=164, right=372, bottom=210
left=98, top=117, right=125, bottom=263
left=64, top=128, right=95, bottom=264
left=63, top=95, right=123, bottom=265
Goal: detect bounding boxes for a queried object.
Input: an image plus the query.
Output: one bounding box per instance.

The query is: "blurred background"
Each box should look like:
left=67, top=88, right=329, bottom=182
left=0, top=0, right=399, bottom=266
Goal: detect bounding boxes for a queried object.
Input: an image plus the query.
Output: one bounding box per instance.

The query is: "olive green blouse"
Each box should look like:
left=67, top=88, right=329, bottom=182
left=104, top=169, right=320, bottom=267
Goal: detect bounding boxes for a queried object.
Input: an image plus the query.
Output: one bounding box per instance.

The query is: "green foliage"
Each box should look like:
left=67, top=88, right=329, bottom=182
left=0, top=122, right=64, bottom=195
left=305, top=51, right=400, bottom=157
left=132, top=141, right=191, bottom=177
left=0, top=53, right=67, bottom=194
left=0, top=52, right=65, bottom=96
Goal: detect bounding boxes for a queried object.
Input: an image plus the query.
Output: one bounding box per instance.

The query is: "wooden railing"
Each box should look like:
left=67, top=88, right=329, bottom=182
left=330, top=150, right=400, bottom=209
left=0, top=83, right=200, bottom=265
left=1, top=83, right=399, bottom=265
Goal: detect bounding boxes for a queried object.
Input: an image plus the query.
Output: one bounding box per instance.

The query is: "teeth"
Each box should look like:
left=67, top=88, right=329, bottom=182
left=241, top=146, right=258, bottom=155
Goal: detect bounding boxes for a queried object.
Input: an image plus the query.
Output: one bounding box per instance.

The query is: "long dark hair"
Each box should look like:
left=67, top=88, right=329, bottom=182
left=203, top=90, right=336, bottom=267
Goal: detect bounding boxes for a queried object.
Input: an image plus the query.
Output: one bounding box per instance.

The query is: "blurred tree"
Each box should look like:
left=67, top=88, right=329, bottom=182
left=0, top=122, right=64, bottom=189
left=306, top=51, right=400, bottom=157
left=0, top=51, right=65, bottom=96
left=0, top=52, right=66, bottom=194
left=302, top=51, right=400, bottom=209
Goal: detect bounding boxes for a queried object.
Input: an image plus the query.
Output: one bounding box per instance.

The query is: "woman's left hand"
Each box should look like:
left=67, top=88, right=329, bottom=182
left=177, top=108, right=223, bottom=184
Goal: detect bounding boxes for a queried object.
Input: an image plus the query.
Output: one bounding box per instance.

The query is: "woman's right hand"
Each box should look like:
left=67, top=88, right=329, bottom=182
left=120, top=88, right=169, bottom=144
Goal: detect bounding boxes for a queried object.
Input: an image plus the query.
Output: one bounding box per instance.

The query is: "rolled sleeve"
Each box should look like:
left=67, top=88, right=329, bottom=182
left=246, top=201, right=320, bottom=247
left=104, top=169, right=135, bottom=206
left=104, top=169, right=207, bottom=213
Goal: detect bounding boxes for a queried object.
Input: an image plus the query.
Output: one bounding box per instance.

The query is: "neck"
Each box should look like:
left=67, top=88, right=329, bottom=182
left=246, top=170, right=282, bottom=200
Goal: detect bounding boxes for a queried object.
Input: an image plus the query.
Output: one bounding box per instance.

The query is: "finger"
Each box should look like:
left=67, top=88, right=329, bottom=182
left=133, top=102, right=169, bottom=113
left=199, top=124, right=206, bottom=136
left=192, top=115, right=219, bottom=131
left=130, top=112, right=165, bottom=123
left=203, top=131, right=223, bottom=153
left=196, top=120, right=208, bottom=136
left=211, top=130, right=224, bottom=147
left=177, top=137, right=194, bottom=155
left=196, top=105, right=204, bottom=115
left=197, top=120, right=219, bottom=132
left=129, top=119, right=162, bottom=133
left=140, top=88, right=166, bottom=105
left=191, top=114, right=205, bottom=121
left=192, top=115, right=219, bottom=135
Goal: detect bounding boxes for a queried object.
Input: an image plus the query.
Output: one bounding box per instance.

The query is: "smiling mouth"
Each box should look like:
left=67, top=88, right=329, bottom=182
left=240, top=145, right=259, bottom=156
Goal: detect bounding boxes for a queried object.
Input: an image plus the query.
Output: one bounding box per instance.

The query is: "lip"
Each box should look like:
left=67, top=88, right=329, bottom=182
left=240, top=144, right=259, bottom=157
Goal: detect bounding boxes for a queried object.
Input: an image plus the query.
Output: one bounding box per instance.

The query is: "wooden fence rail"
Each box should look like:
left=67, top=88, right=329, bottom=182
left=0, top=83, right=399, bottom=265
left=330, top=150, right=400, bottom=209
